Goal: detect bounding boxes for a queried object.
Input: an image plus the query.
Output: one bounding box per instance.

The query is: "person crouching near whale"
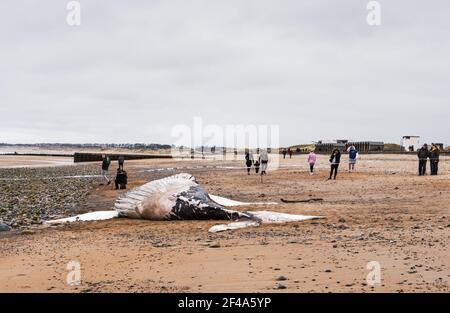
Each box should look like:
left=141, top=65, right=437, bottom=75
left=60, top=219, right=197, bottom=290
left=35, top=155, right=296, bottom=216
left=115, top=168, right=128, bottom=190
left=307, top=150, right=317, bottom=175
left=101, top=154, right=111, bottom=185
left=245, top=151, right=254, bottom=175
left=328, top=149, right=341, bottom=180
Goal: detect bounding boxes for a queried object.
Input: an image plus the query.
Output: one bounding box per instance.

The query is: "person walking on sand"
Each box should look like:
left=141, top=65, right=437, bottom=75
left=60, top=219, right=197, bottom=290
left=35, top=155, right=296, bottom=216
left=307, top=150, right=317, bottom=174
left=288, top=148, right=293, bottom=159
left=245, top=151, right=254, bottom=175
left=118, top=155, right=125, bottom=170
left=254, top=160, right=260, bottom=174
left=101, top=154, right=111, bottom=185
left=430, top=143, right=440, bottom=175
left=417, top=144, right=430, bottom=176
left=282, top=149, right=287, bottom=159
left=259, top=149, right=269, bottom=175
left=347, top=145, right=358, bottom=172
left=328, top=148, right=341, bottom=180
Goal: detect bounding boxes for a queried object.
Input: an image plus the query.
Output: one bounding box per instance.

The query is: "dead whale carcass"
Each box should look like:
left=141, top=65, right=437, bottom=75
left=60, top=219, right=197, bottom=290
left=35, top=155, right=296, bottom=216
left=45, top=173, right=323, bottom=232
left=114, top=173, right=247, bottom=220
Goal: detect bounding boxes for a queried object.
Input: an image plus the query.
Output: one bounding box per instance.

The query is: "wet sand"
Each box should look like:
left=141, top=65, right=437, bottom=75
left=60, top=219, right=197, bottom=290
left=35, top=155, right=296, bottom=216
left=0, top=154, right=449, bottom=292
left=0, top=155, right=74, bottom=168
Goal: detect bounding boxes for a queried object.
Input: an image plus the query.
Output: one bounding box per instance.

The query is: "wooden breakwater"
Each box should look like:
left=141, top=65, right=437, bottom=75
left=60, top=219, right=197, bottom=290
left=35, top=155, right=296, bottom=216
left=73, top=152, right=172, bottom=163
left=0, top=153, right=73, bottom=157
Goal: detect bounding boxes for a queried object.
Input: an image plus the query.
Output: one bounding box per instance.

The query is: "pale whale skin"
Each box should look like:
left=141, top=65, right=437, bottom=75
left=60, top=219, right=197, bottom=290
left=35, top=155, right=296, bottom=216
left=114, top=173, right=249, bottom=221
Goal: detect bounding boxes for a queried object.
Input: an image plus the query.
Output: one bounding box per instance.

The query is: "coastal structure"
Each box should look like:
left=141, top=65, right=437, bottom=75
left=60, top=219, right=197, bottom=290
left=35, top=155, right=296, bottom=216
left=401, top=136, right=420, bottom=151
left=314, top=140, right=384, bottom=153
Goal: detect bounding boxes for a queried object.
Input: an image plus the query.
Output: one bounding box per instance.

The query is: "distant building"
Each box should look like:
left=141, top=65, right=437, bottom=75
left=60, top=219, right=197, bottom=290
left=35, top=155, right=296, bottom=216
left=315, top=140, right=384, bottom=154
left=401, top=136, right=420, bottom=151
left=314, top=141, right=346, bottom=153
left=346, top=141, right=384, bottom=153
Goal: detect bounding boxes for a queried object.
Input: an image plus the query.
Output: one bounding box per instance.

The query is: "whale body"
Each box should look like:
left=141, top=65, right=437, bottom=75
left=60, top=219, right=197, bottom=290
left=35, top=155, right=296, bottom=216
left=46, top=173, right=323, bottom=232
left=114, top=173, right=247, bottom=221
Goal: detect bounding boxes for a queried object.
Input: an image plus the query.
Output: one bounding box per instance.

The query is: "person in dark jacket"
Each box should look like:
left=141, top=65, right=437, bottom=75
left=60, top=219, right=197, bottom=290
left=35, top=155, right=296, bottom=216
left=429, top=143, right=440, bottom=175
left=101, top=155, right=111, bottom=185
left=328, top=149, right=341, bottom=180
left=417, top=144, right=430, bottom=176
left=114, top=168, right=128, bottom=189
left=254, top=160, right=260, bottom=174
left=245, top=152, right=253, bottom=175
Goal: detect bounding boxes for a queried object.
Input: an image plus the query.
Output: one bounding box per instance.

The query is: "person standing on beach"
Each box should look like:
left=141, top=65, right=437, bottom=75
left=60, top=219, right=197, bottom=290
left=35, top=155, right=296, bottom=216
left=417, top=144, right=430, bottom=176
left=429, top=143, right=440, bottom=175
left=288, top=148, right=293, bottom=159
left=259, top=149, right=269, bottom=175
left=245, top=151, right=254, bottom=175
left=282, top=149, right=287, bottom=159
left=101, top=154, right=111, bottom=185
left=307, top=150, right=317, bottom=174
left=254, top=160, right=260, bottom=174
left=328, top=149, right=341, bottom=180
left=347, top=145, right=358, bottom=172
left=118, top=155, right=125, bottom=171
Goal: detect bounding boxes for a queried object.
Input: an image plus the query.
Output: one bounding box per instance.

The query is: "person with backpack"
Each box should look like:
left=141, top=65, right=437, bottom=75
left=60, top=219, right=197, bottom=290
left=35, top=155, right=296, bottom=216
left=347, top=145, right=358, bottom=172
left=328, top=148, right=341, bottom=180
left=417, top=144, right=430, bottom=176
left=101, top=154, right=111, bottom=185
left=429, top=143, right=440, bottom=175
left=307, top=150, right=317, bottom=174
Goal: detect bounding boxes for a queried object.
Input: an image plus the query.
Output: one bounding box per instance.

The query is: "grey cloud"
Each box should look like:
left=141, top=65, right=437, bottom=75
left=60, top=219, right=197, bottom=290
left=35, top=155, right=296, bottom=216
left=0, top=0, right=449, bottom=145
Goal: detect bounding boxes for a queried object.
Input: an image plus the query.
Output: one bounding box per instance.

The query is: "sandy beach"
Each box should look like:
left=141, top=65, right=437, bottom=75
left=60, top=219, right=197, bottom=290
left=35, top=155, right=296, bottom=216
left=0, top=155, right=74, bottom=169
left=0, top=154, right=449, bottom=292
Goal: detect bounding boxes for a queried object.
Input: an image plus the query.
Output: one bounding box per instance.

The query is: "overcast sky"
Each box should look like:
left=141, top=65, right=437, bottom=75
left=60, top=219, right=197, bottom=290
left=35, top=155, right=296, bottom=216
left=1, top=0, right=449, bottom=146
